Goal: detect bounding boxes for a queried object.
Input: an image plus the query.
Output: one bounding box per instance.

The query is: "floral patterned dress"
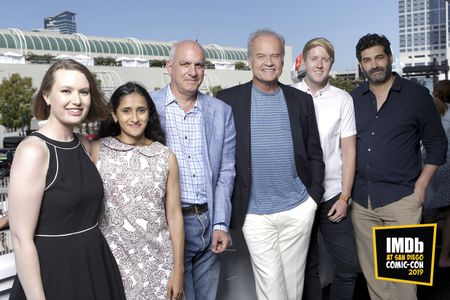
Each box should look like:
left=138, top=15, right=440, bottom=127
left=97, top=137, right=174, bottom=300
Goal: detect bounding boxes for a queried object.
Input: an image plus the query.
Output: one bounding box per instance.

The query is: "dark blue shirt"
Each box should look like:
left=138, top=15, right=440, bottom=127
left=351, top=73, right=447, bottom=208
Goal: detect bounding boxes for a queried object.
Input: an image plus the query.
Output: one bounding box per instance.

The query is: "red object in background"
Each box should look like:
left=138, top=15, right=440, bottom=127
left=85, top=134, right=97, bottom=141
left=295, top=53, right=303, bottom=71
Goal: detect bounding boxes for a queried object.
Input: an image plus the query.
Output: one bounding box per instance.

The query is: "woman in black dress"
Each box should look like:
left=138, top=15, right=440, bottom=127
left=8, top=59, right=126, bottom=300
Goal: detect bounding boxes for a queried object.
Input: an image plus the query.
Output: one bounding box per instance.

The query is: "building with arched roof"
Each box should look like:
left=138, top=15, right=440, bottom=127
left=0, top=28, right=249, bottom=62
left=0, top=28, right=292, bottom=95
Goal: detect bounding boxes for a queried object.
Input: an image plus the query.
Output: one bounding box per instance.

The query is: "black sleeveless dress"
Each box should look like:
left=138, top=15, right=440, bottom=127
left=9, top=132, right=126, bottom=300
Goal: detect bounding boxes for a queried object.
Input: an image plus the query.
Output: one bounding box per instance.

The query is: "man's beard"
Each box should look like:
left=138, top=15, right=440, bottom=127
left=363, top=63, right=392, bottom=84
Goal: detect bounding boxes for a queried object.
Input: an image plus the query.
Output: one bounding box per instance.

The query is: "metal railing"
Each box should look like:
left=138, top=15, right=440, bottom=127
left=0, top=177, right=12, bottom=255
left=0, top=177, right=13, bottom=299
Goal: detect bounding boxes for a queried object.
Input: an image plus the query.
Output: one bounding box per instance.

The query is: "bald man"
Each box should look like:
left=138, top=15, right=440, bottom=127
left=151, top=40, right=236, bottom=299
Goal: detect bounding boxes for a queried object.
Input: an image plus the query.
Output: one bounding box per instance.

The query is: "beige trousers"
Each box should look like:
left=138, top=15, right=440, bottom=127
left=351, top=193, right=422, bottom=300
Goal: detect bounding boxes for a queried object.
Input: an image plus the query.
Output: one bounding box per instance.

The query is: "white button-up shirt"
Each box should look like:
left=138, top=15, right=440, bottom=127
left=293, top=80, right=356, bottom=201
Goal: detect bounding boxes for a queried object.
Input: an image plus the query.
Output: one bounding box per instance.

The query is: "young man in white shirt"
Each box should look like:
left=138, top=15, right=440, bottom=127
left=293, top=37, right=359, bottom=300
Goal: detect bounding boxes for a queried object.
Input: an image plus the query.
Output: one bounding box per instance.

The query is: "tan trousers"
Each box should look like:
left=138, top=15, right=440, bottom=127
left=351, top=193, right=422, bottom=300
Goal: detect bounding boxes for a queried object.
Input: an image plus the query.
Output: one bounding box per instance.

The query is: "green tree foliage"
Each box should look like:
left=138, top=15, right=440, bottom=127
left=150, top=59, right=166, bottom=67
left=0, top=74, right=36, bottom=130
left=26, top=53, right=54, bottom=64
left=235, top=61, right=249, bottom=70
left=329, top=76, right=363, bottom=93
left=94, top=56, right=117, bottom=66
left=210, top=85, right=222, bottom=97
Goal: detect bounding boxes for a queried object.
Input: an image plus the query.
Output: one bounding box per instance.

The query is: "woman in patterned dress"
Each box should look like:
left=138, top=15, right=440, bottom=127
left=91, top=82, right=184, bottom=299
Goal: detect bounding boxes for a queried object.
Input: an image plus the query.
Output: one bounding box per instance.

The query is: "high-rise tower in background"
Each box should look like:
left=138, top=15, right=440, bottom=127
left=44, top=11, right=77, bottom=34
left=399, top=0, right=449, bottom=67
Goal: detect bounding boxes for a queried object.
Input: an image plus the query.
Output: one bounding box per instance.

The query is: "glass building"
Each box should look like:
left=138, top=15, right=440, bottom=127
left=399, top=0, right=450, bottom=67
left=44, top=11, right=77, bottom=34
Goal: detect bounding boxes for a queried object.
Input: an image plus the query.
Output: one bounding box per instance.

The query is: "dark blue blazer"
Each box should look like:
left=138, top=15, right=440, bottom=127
left=217, top=81, right=325, bottom=229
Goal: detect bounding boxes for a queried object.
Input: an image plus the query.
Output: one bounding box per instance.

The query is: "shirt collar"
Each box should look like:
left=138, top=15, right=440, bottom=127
left=299, top=80, right=330, bottom=98
left=390, top=72, right=402, bottom=92
left=165, top=85, right=202, bottom=111
left=361, top=72, right=401, bottom=94
left=101, top=137, right=165, bottom=158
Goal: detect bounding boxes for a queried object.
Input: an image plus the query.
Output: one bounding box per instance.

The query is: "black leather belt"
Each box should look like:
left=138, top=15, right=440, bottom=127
left=182, top=203, right=208, bottom=215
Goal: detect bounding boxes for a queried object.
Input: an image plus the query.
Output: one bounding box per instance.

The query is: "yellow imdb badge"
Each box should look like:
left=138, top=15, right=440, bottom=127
left=373, top=224, right=437, bottom=286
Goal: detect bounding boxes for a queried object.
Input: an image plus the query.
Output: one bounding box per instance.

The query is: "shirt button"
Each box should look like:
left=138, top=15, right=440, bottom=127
left=193, top=174, right=196, bottom=177
left=371, top=132, right=375, bottom=135
left=185, top=136, right=188, bottom=139
left=375, top=116, right=379, bottom=119
left=368, top=148, right=371, bottom=151
left=188, top=155, right=191, bottom=158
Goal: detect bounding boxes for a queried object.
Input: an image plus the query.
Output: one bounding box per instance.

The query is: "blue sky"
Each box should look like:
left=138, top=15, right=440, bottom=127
left=0, top=0, right=399, bottom=72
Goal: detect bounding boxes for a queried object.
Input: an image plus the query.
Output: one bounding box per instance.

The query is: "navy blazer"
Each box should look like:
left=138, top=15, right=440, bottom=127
left=217, top=81, right=325, bottom=229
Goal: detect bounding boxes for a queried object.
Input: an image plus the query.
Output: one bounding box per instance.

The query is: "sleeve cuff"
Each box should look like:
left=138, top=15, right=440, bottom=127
left=213, top=223, right=228, bottom=232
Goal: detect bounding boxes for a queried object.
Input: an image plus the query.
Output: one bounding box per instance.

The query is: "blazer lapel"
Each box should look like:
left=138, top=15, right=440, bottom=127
left=240, top=82, right=252, bottom=157
left=154, top=87, right=167, bottom=129
left=281, top=83, right=305, bottom=160
left=201, top=94, right=214, bottom=147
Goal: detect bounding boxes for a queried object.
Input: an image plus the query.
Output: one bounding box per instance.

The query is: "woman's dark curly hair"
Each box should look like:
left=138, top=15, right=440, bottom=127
left=97, top=82, right=166, bottom=145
